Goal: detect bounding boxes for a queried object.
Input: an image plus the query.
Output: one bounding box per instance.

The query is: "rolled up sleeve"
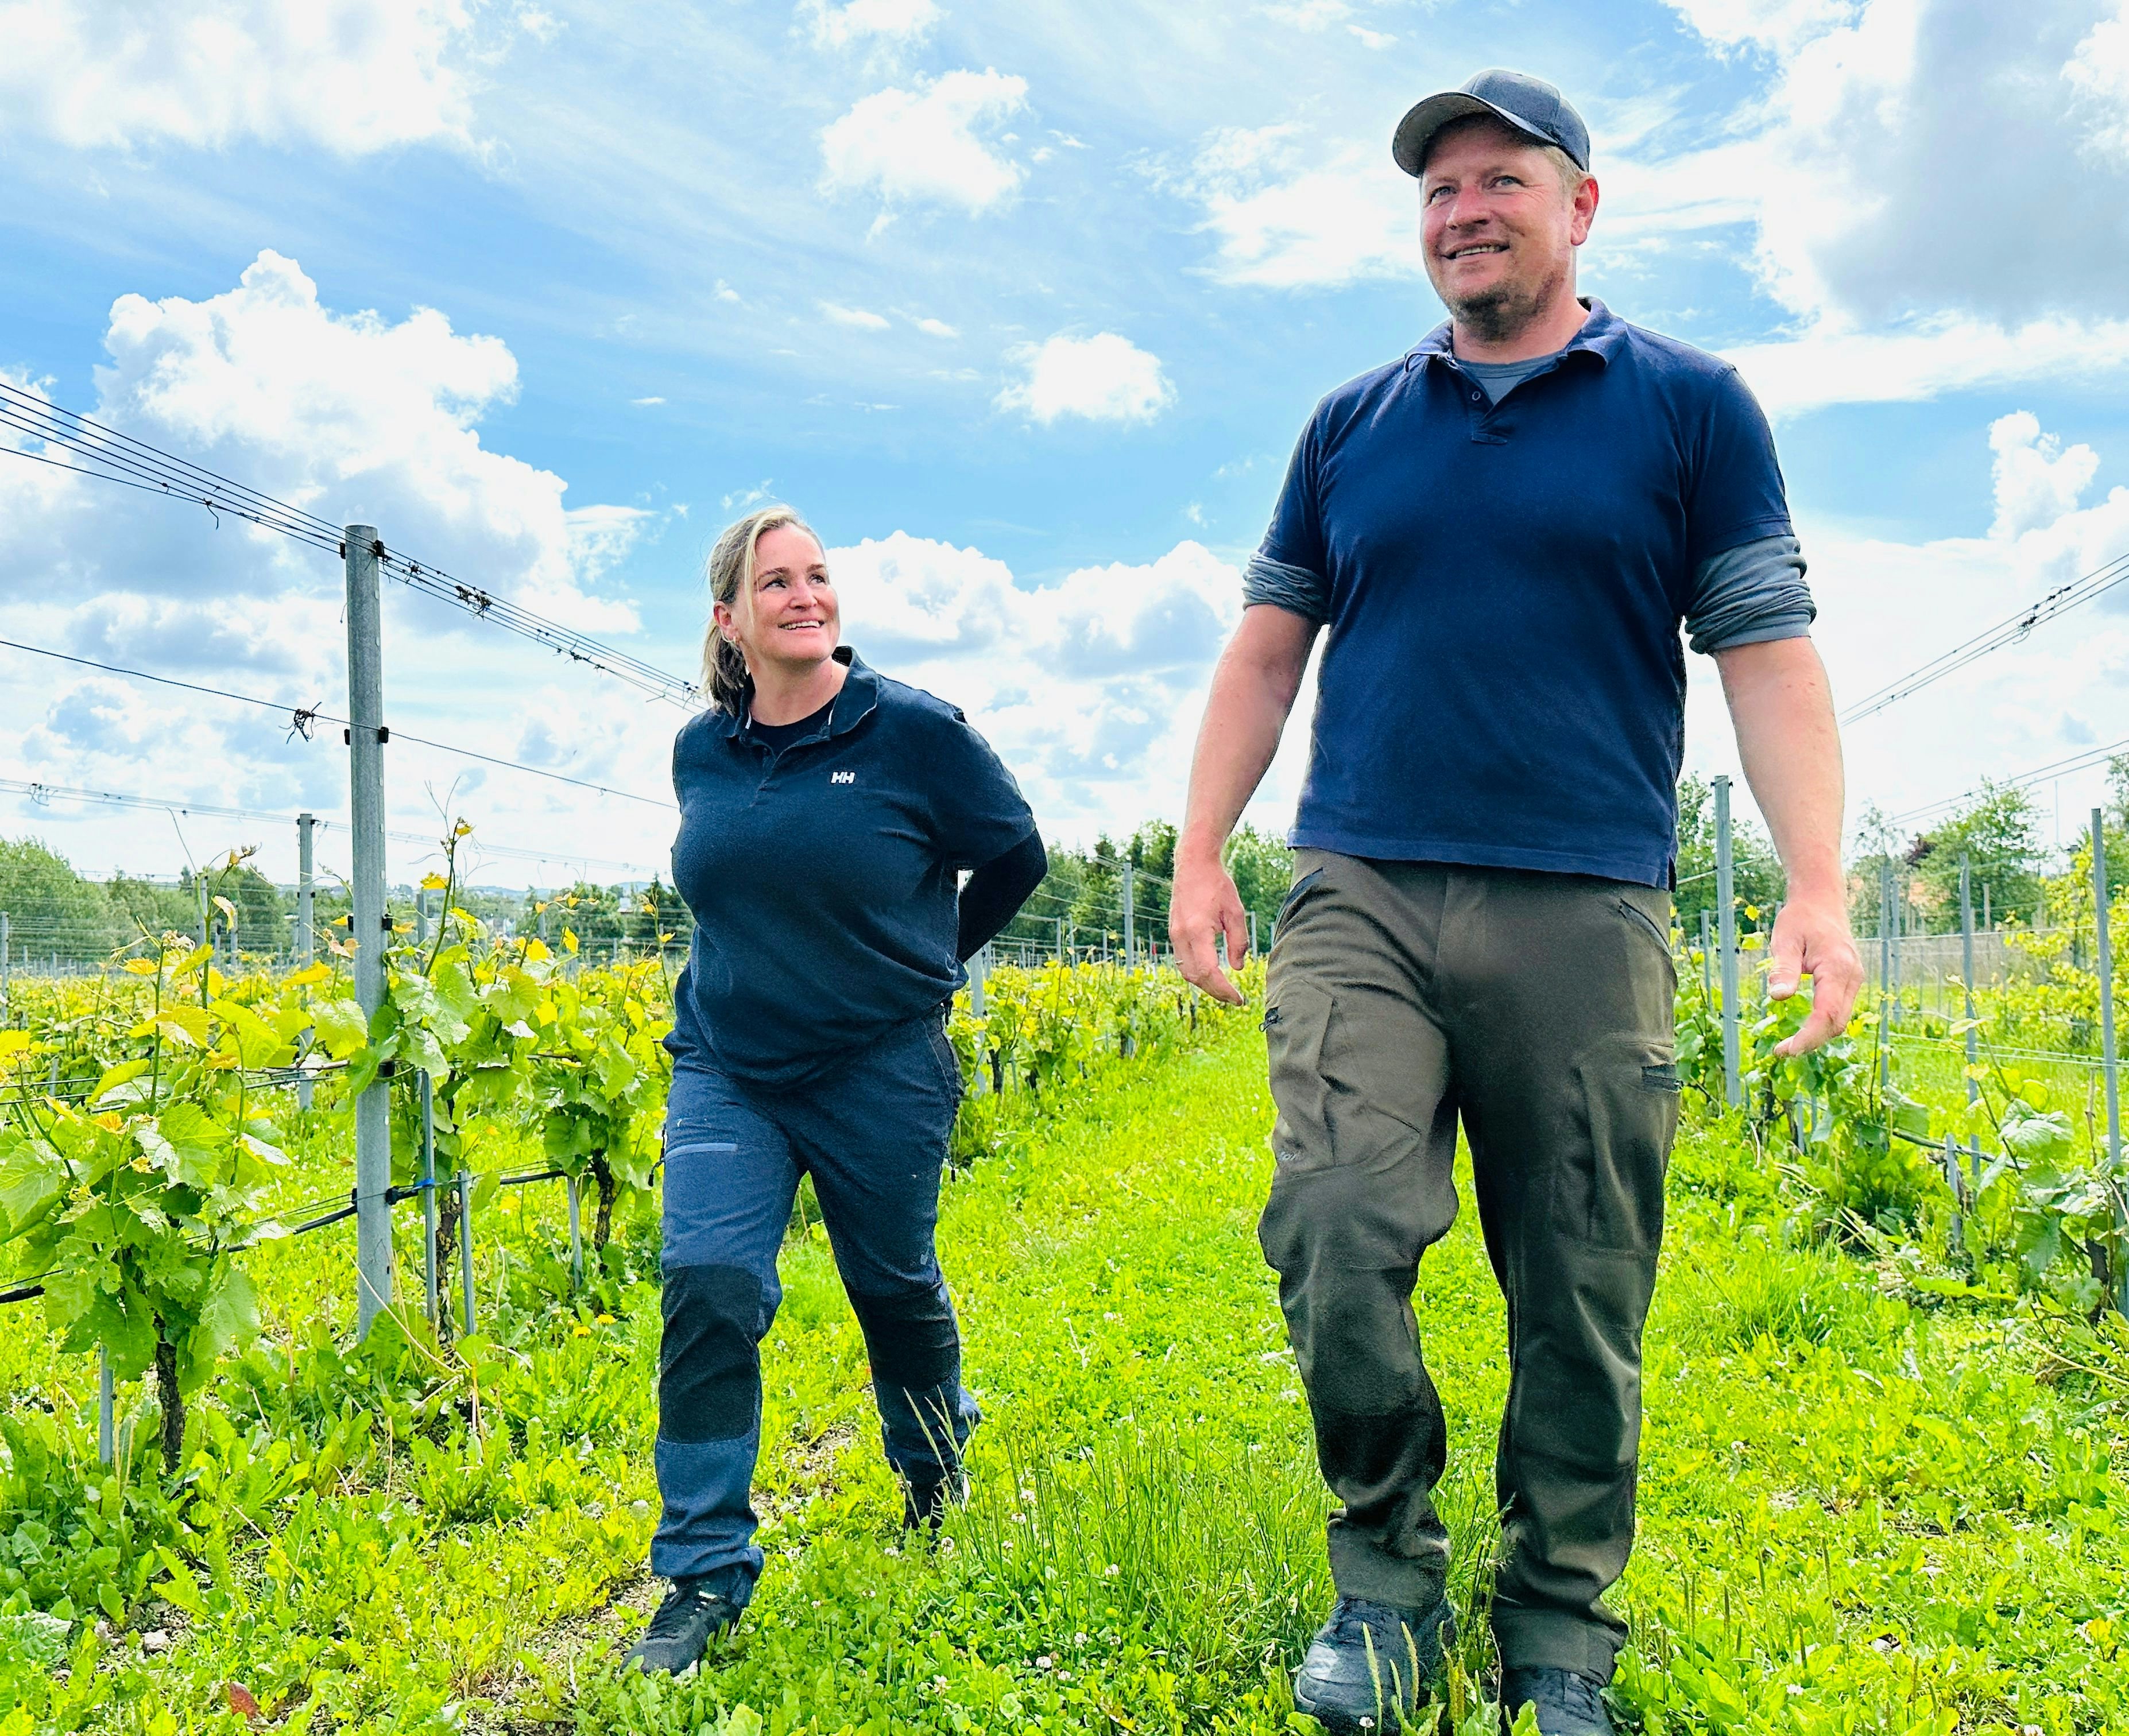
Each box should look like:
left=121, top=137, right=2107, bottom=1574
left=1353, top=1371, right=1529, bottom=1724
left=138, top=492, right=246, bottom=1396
left=1242, top=551, right=1330, bottom=626
left=1686, top=533, right=1816, bottom=654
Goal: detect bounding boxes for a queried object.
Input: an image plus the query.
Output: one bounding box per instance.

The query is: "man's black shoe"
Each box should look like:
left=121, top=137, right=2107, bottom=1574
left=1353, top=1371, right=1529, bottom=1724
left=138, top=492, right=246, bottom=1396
left=902, top=1467, right=966, bottom=1533
left=1292, top=1594, right=1454, bottom=1731
left=1499, top=1667, right=1613, bottom=1736
left=620, top=1574, right=744, bottom=1676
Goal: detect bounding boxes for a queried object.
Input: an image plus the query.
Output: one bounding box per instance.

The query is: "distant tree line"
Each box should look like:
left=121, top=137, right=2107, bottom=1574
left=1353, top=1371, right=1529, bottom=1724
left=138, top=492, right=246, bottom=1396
left=994, top=820, right=1295, bottom=958
left=7, top=762, right=2094, bottom=976
left=0, top=836, right=690, bottom=968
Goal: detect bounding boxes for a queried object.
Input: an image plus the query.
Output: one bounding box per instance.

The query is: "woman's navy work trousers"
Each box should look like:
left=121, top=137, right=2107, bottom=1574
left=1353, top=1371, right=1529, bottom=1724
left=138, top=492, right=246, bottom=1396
left=651, top=1010, right=977, bottom=1592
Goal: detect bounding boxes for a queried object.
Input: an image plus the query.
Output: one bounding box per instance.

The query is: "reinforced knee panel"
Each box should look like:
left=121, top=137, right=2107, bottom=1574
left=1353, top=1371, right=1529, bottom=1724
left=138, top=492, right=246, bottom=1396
left=659, top=1264, right=765, bottom=1444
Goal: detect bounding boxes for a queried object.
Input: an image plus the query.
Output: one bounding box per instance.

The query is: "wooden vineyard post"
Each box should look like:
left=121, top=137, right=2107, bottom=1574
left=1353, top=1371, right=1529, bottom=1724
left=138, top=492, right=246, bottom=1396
left=346, top=523, right=396, bottom=1337
left=1714, top=774, right=1739, bottom=1107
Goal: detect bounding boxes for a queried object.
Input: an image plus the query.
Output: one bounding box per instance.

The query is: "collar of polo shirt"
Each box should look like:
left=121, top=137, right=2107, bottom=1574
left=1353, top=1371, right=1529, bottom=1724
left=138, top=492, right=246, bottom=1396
left=709, top=644, right=881, bottom=741
left=1404, top=295, right=1630, bottom=374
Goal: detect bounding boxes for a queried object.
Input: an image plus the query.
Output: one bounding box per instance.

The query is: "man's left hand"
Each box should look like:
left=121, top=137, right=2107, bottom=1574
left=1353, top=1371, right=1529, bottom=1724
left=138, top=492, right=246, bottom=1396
left=1764, top=894, right=1861, bottom=1057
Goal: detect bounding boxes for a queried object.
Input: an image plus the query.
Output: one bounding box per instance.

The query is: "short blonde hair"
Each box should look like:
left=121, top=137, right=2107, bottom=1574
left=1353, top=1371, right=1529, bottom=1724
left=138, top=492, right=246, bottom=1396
left=1539, top=142, right=1589, bottom=197
left=701, top=504, right=822, bottom=714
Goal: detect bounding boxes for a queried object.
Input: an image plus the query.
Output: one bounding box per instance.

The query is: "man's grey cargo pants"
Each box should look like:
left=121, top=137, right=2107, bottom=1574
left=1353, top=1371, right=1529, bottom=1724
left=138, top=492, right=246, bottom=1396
left=1259, top=850, right=1679, bottom=1681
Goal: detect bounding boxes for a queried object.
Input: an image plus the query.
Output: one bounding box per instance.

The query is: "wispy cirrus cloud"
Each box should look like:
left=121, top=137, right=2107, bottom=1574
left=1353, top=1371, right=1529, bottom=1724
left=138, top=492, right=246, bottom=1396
left=0, top=0, right=487, bottom=154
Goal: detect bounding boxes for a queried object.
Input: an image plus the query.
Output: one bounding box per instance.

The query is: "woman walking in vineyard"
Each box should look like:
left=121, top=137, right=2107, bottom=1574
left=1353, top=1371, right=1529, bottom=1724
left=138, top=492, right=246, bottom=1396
left=624, top=504, right=1047, bottom=1677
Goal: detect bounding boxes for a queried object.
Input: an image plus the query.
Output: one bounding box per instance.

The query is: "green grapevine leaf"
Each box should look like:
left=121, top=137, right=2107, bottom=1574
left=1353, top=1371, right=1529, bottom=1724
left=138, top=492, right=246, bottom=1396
left=185, top=1266, right=260, bottom=1389
left=0, top=1135, right=64, bottom=1237
left=310, top=998, right=371, bottom=1060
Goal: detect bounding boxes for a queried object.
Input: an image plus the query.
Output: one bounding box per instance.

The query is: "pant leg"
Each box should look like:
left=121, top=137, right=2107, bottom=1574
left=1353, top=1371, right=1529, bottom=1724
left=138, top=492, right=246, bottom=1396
left=651, top=1063, right=802, bottom=1587
left=1256, top=852, right=1465, bottom=1612
left=1439, top=870, right=1678, bottom=1681
left=777, top=1012, right=978, bottom=1481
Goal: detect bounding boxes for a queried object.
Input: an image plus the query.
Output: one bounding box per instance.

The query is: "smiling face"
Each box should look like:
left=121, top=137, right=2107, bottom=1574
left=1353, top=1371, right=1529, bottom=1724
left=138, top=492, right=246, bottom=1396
left=1419, top=115, right=1597, bottom=348
left=715, top=522, right=839, bottom=682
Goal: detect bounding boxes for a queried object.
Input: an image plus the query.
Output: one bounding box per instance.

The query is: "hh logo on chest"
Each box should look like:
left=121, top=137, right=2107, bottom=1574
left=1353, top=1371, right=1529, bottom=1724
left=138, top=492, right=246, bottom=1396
left=830, top=770, right=856, bottom=785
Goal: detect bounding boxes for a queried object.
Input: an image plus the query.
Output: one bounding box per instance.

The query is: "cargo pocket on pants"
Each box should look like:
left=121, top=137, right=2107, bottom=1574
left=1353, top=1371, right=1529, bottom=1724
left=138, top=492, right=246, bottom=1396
left=1259, top=978, right=1450, bottom=1283
left=1263, top=980, right=1336, bottom=1173
left=1560, top=1031, right=1679, bottom=1254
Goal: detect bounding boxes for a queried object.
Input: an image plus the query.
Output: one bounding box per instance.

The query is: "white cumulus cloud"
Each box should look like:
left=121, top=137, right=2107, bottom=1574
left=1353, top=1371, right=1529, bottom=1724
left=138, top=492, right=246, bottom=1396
left=0, top=253, right=683, bottom=887
left=820, top=68, right=1029, bottom=216
left=0, top=0, right=481, bottom=154
left=995, top=333, right=1175, bottom=427
left=1674, top=0, right=2129, bottom=330
left=1988, top=411, right=2102, bottom=540
left=1687, top=410, right=2129, bottom=841
left=827, top=533, right=1257, bottom=833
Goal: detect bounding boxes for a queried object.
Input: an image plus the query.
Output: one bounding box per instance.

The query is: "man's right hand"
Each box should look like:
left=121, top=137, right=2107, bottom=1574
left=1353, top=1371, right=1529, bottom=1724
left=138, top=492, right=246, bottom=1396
left=1171, top=850, right=1250, bottom=1006
left=1167, top=604, right=1317, bottom=1005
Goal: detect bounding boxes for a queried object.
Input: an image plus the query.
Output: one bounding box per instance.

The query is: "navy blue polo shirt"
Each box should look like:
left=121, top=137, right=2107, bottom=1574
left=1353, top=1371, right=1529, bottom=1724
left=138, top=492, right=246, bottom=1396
left=1259, top=298, right=1793, bottom=888
left=665, top=648, right=1035, bottom=1090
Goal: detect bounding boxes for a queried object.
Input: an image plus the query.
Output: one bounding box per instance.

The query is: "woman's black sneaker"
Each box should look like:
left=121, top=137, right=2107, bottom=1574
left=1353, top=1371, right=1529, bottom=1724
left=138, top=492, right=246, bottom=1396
left=1498, top=1667, right=1613, bottom=1735
left=620, top=1575, right=744, bottom=1676
left=902, top=1467, right=966, bottom=1533
left=1291, top=1594, right=1454, bottom=1731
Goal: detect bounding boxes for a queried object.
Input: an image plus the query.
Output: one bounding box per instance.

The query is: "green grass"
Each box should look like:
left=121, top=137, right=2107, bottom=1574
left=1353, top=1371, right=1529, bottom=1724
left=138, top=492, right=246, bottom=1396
left=4, top=1018, right=2127, bottom=1733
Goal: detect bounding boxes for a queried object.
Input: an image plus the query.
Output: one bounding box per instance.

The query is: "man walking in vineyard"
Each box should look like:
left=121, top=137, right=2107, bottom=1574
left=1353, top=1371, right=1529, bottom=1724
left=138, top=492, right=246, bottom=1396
left=1169, top=69, right=1861, bottom=1736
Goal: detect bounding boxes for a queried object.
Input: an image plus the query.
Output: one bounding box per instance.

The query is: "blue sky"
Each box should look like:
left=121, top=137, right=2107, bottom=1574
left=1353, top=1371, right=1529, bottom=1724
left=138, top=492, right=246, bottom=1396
left=6, top=0, right=2129, bottom=889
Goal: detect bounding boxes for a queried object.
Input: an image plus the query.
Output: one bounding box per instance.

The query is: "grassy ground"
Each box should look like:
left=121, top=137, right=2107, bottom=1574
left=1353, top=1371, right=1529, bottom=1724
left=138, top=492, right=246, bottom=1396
left=5, top=1015, right=2126, bottom=1733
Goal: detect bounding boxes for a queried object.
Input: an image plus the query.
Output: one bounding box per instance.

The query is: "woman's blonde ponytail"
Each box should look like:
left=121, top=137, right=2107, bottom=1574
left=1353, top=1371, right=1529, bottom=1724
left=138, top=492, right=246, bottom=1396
left=702, top=505, right=818, bottom=714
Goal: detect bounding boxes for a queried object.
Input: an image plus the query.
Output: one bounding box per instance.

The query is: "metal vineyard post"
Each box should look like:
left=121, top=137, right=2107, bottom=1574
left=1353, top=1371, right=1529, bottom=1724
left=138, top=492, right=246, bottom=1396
left=1878, top=862, right=1894, bottom=1093
left=420, top=1070, right=441, bottom=1323
left=1715, top=774, right=1739, bottom=1107
left=346, top=523, right=396, bottom=1336
left=2092, top=809, right=2127, bottom=1314
left=296, top=812, right=316, bottom=1111
left=1122, top=862, right=1136, bottom=971
left=1960, top=856, right=1981, bottom=1202
left=969, top=943, right=990, bottom=1097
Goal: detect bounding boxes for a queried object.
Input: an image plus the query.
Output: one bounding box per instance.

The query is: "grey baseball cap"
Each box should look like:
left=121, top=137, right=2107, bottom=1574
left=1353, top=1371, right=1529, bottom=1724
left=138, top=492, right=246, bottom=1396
left=1392, top=68, right=1590, bottom=178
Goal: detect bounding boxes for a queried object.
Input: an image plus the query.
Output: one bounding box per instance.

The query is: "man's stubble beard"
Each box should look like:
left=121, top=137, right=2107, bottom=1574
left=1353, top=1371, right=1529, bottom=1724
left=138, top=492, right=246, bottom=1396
left=1434, top=254, right=1570, bottom=347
